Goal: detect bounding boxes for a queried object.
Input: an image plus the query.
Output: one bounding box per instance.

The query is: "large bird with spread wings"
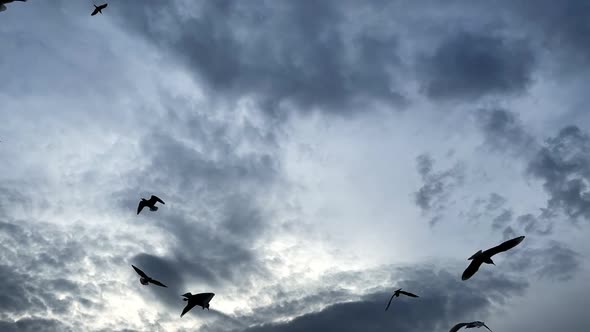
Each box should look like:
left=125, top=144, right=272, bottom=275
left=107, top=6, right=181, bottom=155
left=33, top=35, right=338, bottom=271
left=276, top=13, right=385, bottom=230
left=181, top=292, right=215, bottom=317
left=131, top=265, right=167, bottom=288
left=91, top=3, right=107, bottom=16
left=137, top=195, right=165, bottom=215
left=462, top=235, right=525, bottom=280
left=449, top=321, right=493, bottom=332
left=384, top=288, right=419, bottom=311
left=0, top=0, right=27, bottom=13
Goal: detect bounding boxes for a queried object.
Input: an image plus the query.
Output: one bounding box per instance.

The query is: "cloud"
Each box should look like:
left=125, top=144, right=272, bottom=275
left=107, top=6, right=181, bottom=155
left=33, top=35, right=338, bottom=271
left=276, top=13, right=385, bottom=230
left=111, top=0, right=405, bottom=117
left=508, top=241, right=581, bottom=281
left=414, top=154, right=465, bottom=226
left=527, top=126, right=590, bottom=222
left=241, top=267, right=528, bottom=332
left=418, top=31, right=536, bottom=101
left=475, top=108, right=538, bottom=156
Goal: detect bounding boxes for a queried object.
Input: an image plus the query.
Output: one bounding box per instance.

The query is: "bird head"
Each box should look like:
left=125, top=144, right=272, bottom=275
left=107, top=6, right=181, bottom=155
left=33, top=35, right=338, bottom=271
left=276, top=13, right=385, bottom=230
left=140, top=277, right=149, bottom=285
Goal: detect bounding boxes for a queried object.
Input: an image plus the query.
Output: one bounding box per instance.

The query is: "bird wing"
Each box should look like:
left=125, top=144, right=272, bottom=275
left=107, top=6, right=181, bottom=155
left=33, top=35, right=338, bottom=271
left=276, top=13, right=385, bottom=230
left=399, top=290, right=419, bottom=298
left=137, top=200, right=147, bottom=215
left=384, top=293, right=396, bottom=311
left=194, top=292, right=215, bottom=305
left=449, top=323, right=469, bottom=332
left=484, top=235, right=525, bottom=257
left=91, top=8, right=99, bottom=15
left=149, top=278, right=167, bottom=288
left=99, top=3, right=107, bottom=10
left=180, top=301, right=198, bottom=317
left=131, top=265, right=149, bottom=279
left=151, top=195, right=165, bottom=204
left=462, top=259, right=483, bottom=281
left=482, top=323, right=493, bottom=332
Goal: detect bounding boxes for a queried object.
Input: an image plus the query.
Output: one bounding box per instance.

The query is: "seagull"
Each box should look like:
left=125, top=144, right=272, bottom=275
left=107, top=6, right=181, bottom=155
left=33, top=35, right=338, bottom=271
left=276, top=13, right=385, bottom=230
left=181, top=292, right=215, bottom=317
left=385, top=288, right=419, bottom=311
left=137, top=195, right=165, bottom=215
left=450, top=321, right=493, bottom=332
left=0, top=0, right=27, bottom=13
left=462, top=235, right=525, bottom=281
left=131, top=265, right=167, bottom=288
left=91, top=3, right=107, bottom=16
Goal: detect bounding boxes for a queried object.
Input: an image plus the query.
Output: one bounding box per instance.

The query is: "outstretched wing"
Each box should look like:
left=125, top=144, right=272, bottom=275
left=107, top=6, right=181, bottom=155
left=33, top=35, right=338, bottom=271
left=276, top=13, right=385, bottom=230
left=99, top=3, right=107, bottom=10
left=91, top=8, right=99, bottom=15
left=181, top=301, right=198, bottom=317
left=151, top=195, right=165, bottom=204
left=149, top=278, right=167, bottom=288
left=399, top=290, right=419, bottom=298
left=194, top=292, right=215, bottom=305
left=131, top=265, right=149, bottom=279
left=384, top=293, right=396, bottom=311
left=461, top=259, right=483, bottom=281
left=137, top=200, right=147, bottom=214
left=449, top=322, right=468, bottom=332
left=484, top=235, right=525, bottom=257
left=482, top=323, right=493, bottom=332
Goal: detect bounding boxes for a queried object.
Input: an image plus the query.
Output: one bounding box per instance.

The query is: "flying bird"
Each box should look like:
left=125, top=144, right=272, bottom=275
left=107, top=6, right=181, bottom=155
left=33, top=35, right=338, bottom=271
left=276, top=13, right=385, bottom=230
left=181, top=292, right=215, bottom=317
left=462, top=235, right=525, bottom=281
left=91, top=3, right=107, bottom=16
left=137, top=195, right=165, bottom=215
left=385, top=288, right=419, bottom=311
left=449, top=321, right=493, bottom=332
left=0, top=0, right=27, bottom=12
left=131, top=265, right=167, bottom=288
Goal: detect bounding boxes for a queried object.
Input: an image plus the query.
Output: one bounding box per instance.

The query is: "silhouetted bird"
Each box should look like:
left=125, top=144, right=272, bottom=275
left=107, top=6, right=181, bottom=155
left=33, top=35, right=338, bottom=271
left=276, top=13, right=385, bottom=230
left=137, top=195, right=165, bottom=215
left=91, top=3, right=107, bottom=16
left=450, top=321, right=493, bottom=332
left=181, top=292, right=215, bottom=317
left=385, top=288, right=419, bottom=311
left=462, top=235, right=525, bottom=280
left=131, top=265, right=167, bottom=288
left=0, top=0, right=27, bottom=12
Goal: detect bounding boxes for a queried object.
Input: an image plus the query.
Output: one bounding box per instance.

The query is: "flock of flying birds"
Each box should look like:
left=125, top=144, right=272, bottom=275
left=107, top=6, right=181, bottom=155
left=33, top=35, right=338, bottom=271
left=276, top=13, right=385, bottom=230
left=136, top=192, right=526, bottom=328
left=2, top=1, right=530, bottom=330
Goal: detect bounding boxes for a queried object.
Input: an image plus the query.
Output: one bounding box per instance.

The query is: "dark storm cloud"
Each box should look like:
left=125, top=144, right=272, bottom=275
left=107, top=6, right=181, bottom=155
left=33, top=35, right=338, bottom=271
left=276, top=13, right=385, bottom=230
left=414, top=154, right=464, bottom=225
left=419, top=31, right=536, bottom=101
left=241, top=268, right=527, bottom=332
left=509, top=0, right=590, bottom=69
left=527, top=126, right=590, bottom=222
left=508, top=241, right=581, bottom=281
left=475, top=108, right=537, bottom=156
left=110, top=0, right=405, bottom=117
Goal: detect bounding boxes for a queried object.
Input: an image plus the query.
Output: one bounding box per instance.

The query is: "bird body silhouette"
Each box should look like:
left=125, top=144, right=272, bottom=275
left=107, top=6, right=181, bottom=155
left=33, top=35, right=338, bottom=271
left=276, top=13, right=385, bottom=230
left=385, top=288, right=419, bottom=311
left=462, top=235, right=525, bottom=280
left=181, top=292, right=215, bottom=317
left=0, top=0, right=27, bottom=12
left=137, top=195, right=165, bottom=215
left=91, top=3, right=107, bottom=16
left=450, top=321, right=493, bottom=332
left=131, top=265, right=167, bottom=287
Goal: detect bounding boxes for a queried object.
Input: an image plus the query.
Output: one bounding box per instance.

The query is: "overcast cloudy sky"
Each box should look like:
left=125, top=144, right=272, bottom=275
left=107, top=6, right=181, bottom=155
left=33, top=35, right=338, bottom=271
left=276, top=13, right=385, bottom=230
left=1, top=0, right=590, bottom=331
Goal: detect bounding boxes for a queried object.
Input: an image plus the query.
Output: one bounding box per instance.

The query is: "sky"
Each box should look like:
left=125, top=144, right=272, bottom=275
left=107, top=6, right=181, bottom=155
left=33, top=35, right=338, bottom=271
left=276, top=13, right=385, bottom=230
left=1, top=0, right=590, bottom=331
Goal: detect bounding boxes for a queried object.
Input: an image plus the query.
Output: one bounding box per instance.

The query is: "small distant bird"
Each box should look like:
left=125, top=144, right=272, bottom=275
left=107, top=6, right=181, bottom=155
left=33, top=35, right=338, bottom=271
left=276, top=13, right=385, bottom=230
left=450, top=321, right=493, bottom=332
left=91, top=3, right=107, bottom=16
left=137, top=195, right=165, bottom=215
left=181, top=292, right=215, bottom=317
left=131, top=265, right=167, bottom=288
left=462, top=235, right=525, bottom=281
left=385, top=288, right=419, bottom=311
left=0, top=0, right=27, bottom=12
